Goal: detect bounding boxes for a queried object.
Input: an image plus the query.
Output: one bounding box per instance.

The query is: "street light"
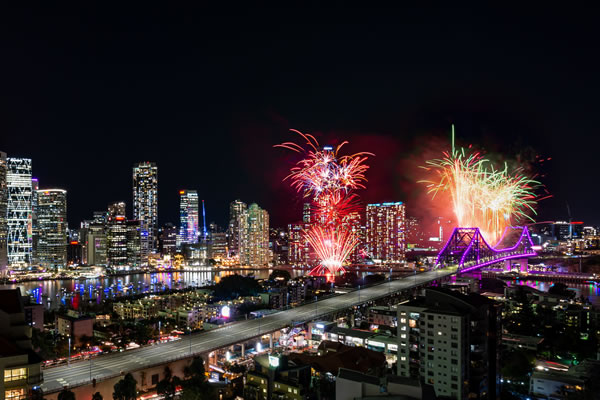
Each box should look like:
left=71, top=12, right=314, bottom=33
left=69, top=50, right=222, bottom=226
left=188, top=327, right=192, bottom=355
left=68, top=336, right=71, bottom=367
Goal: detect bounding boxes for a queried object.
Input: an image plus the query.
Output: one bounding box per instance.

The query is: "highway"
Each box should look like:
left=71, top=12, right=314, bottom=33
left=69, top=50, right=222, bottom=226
left=41, top=267, right=456, bottom=393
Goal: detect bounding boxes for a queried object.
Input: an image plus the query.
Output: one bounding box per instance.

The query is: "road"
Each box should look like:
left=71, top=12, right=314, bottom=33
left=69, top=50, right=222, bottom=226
left=41, top=267, right=456, bottom=393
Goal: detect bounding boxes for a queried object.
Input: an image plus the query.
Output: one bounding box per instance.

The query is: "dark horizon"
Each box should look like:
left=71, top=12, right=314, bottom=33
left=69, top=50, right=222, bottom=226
left=1, top=5, right=599, bottom=228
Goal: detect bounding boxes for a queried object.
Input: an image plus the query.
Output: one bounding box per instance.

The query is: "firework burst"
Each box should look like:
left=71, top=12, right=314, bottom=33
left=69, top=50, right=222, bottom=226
left=421, top=126, right=540, bottom=243
left=276, top=129, right=372, bottom=276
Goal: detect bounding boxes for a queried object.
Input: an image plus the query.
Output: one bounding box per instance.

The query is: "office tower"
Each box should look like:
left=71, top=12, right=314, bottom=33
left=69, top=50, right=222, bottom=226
left=397, top=288, right=501, bottom=400
left=178, top=190, right=199, bottom=246
left=365, top=202, right=406, bottom=264
left=126, top=220, right=142, bottom=268
left=7, top=158, right=32, bottom=267
left=31, top=178, right=39, bottom=263
left=87, top=223, right=107, bottom=266
left=0, top=152, right=7, bottom=275
left=228, top=199, right=247, bottom=257
left=133, top=162, right=158, bottom=257
left=35, top=189, right=67, bottom=270
left=210, top=231, right=228, bottom=260
left=159, top=223, right=178, bottom=255
left=239, top=203, right=269, bottom=267
left=107, top=202, right=127, bottom=267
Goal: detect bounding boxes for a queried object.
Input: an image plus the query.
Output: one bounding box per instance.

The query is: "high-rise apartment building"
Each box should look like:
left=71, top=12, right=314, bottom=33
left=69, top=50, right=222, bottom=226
left=0, top=152, right=7, bottom=275
left=133, top=162, right=158, bottom=258
left=7, top=158, right=32, bottom=267
left=126, top=220, right=142, bottom=268
left=35, top=189, right=67, bottom=269
left=365, top=202, right=406, bottom=264
left=397, top=288, right=501, bottom=400
left=239, top=203, right=269, bottom=267
left=178, top=190, right=199, bottom=246
left=107, top=202, right=127, bottom=267
left=228, top=199, right=247, bottom=257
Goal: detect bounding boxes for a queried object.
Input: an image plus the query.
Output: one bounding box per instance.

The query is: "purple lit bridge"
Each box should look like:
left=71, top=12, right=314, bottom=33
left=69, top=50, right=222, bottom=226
left=435, top=226, right=537, bottom=273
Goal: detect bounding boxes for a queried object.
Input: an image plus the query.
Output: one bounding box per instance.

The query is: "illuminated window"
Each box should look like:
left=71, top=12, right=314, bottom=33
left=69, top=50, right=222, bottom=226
left=5, top=389, right=26, bottom=400
left=4, top=368, right=27, bottom=382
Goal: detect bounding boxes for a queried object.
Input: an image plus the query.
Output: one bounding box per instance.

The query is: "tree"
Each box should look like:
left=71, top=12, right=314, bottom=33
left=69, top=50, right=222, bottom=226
left=113, top=373, right=137, bottom=400
left=548, top=282, right=575, bottom=298
left=92, top=392, right=103, bottom=400
left=269, top=269, right=291, bottom=283
left=213, top=275, right=262, bottom=300
left=156, top=366, right=181, bottom=400
left=182, top=357, right=214, bottom=399
left=58, top=388, right=75, bottom=400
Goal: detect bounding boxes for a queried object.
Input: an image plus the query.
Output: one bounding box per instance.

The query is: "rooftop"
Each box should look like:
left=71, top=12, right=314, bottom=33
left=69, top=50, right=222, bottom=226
left=0, top=288, right=23, bottom=314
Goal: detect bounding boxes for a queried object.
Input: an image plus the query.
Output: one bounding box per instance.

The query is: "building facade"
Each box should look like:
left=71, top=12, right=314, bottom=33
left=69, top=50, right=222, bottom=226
left=178, top=190, right=199, bottom=247
left=240, top=203, right=269, bottom=267
left=365, top=202, right=406, bottom=264
left=126, top=220, right=142, bottom=268
left=86, top=223, right=107, bottom=266
left=107, top=202, right=127, bottom=267
left=6, top=158, right=32, bottom=267
left=133, top=162, right=158, bottom=257
left=397, top=289, right=501, bottom=400
left=0, top=152, right=7, bottom=275
left=35, top=189, right=67, bottom=270
left=228, top=200, right=247, bottom=257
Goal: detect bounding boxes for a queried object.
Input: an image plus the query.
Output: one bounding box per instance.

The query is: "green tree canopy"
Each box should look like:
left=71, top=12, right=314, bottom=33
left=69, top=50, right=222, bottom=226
left=58, top=388, right=75, bottom=400
left=213, top=275, right=261, bottom=300
left=113, top=373, right=137, bottom=400
left=156, top=366, right=182, bottom=400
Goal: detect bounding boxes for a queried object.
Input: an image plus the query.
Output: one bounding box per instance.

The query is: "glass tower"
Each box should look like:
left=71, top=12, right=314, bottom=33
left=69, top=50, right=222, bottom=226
left=133, top=162, right=158, bottom=260
left=0, top=152, right=7, bottom=274
left=36, top=189, right=67, bottom=270
left=178, top=190, right=199, bottom=246
left=107, top=202, right=127, bottom=267
left=7, top=158, right=32, bottom=267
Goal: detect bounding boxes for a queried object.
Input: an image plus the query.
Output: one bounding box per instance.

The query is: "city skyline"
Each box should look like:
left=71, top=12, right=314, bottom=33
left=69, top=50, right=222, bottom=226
left=2, top=6, right=600, bottom=228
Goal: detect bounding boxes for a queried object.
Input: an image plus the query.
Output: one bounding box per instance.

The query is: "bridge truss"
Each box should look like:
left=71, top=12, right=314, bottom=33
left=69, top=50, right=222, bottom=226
left=436, top=226, right=536, bottom=272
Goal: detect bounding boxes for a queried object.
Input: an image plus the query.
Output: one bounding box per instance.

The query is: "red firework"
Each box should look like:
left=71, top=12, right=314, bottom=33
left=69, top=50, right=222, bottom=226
left=276, top=129, right=372, bottom=276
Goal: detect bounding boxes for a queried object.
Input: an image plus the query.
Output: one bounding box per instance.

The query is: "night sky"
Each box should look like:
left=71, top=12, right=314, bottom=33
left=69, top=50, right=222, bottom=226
left=1, top=5, right=598, bottom=228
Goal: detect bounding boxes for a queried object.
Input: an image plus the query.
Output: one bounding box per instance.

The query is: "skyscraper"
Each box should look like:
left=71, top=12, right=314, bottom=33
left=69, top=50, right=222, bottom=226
left=239, top=203, right=269, bottom=267
left=228, top=199, right=247, bottom=257
left=365, top=202, right=406, bottom=264
left=31, top=178, right=39, bottom=264
left=126, top=220, right=142, bottom=268
left=7, top=158, right=32, bottom=267
left=133, top=162, right=158, bottom=258
left=0, top=152, right=7, bottom=275
left=107, top=202, right=127, bottom=267
left=178, top=190, right=199, bottom=246
left=36, top=189, right=67, bottom=270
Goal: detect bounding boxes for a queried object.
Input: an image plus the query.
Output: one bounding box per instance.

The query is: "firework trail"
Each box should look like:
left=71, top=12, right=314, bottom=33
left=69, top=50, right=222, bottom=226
left=276, top=129, right=373, bottom=276
left=420, top=126, right=540, bottom=243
